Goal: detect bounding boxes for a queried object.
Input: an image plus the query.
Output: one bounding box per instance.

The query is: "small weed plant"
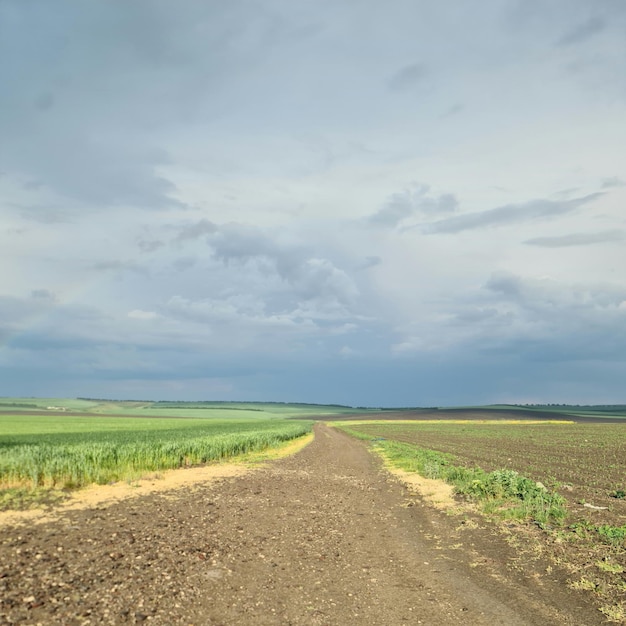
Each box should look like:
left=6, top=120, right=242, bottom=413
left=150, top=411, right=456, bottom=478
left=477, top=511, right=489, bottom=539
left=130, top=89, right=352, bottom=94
left=570, top=521, right=626, bottom=547
left=597, top=524, right=626, bottom=546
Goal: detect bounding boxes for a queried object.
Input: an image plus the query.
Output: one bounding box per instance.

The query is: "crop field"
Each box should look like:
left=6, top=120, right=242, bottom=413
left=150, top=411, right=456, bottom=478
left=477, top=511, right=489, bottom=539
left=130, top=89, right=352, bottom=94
left=337, top=419, right=626, bottom=617
left=0, top=397, right=367, bottom=419
left=337, top=420, right=626, bottom=512
left=0, top=397, right=363, bottom=501
left=0, top=412, right=312, bottom=494
left=1, top=402, right=625, bottom=622
left=486, top=404, right=626, bottom=420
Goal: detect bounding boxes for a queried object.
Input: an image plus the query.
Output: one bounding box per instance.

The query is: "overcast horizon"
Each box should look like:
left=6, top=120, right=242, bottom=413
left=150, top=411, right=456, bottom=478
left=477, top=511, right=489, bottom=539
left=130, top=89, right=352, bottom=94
left=2, top=1, right=626, bottom=406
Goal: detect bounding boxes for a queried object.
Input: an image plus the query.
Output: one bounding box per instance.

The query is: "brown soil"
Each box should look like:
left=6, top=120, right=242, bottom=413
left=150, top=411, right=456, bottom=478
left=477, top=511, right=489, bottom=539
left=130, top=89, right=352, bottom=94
left=0, top=424, right=607, bottom=625
left=346, top=422, right=626, bottom=526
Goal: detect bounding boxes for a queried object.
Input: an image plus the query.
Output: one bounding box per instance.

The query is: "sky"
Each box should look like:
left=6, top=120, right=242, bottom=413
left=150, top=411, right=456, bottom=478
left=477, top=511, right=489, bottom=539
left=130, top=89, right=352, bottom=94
left=1, top=0, right=625, bottom=406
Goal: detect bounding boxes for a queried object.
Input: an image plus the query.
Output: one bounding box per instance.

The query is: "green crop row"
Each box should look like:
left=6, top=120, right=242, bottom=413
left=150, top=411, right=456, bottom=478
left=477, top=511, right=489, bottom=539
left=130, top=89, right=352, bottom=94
left=0, top=420, right=311, bottom=490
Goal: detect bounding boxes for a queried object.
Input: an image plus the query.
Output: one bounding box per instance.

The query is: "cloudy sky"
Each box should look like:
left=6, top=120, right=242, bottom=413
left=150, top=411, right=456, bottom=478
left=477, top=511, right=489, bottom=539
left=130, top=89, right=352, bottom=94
left=1, top=0, right=625, bottom=406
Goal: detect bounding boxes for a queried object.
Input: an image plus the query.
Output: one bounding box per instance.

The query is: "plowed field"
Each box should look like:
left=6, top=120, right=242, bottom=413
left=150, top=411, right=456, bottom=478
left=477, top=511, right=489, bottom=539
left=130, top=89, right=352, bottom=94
left=0, top=424, right=611, bottom=625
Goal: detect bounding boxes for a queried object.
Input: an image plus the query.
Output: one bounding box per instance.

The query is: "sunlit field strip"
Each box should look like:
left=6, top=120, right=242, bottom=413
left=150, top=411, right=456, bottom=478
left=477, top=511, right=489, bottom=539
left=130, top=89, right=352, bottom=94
left=0, top=414, right=292, bottom=437
left=330, top=419, right=575, bottom=427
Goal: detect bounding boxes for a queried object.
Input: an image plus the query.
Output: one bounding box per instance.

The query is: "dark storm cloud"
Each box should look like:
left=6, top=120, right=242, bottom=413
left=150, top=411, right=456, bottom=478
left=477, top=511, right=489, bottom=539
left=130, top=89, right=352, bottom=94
left=423, top=192, right=603, bottom=234
left=525, top=230, right=625, bottom=247
left=459, top=271, right=626, bottom=373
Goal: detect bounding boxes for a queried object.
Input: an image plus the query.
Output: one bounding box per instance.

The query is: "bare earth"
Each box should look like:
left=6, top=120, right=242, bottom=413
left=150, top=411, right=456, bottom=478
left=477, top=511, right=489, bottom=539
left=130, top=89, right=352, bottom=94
left=0, top=424, right=605, bottom=625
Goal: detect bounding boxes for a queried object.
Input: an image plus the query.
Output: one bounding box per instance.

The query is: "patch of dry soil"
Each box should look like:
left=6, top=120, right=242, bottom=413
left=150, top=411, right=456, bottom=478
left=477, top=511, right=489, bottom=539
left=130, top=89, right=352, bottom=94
left=0, top=424, right=605, bottom=625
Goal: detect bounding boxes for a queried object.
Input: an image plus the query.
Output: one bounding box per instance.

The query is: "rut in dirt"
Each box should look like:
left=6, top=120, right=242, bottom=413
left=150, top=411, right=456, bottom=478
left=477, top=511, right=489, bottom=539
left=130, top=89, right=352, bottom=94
left=0, top=423, right=603, bottom=625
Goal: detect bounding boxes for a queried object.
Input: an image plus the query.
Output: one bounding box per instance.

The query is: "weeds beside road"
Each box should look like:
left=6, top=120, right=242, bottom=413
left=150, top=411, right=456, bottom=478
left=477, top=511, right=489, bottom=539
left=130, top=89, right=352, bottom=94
left=336, top=420, right=626, bottom=623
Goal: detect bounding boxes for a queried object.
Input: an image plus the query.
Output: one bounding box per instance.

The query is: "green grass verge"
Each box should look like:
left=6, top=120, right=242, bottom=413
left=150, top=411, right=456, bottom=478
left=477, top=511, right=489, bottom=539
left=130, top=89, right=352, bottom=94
left=340, top=427, right=566, bottom=525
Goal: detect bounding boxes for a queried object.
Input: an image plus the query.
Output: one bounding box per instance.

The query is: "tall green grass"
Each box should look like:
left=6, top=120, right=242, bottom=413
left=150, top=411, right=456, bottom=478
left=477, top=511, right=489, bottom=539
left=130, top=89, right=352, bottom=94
left=0, top=418, right=311, bottom=489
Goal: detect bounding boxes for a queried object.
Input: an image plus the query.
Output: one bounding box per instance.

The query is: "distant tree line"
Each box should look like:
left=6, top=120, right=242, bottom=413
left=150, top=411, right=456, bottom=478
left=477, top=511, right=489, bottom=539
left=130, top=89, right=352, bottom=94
left=520, top=403, right=626, bottom=411
left=0, top=402, right=40, bottom=408
left=76, top=397, right=356, bottom=409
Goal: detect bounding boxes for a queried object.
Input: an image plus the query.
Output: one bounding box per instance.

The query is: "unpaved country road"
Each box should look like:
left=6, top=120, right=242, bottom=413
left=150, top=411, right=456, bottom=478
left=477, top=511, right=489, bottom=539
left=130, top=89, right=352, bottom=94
left=0, top=424, right=603, bottom=625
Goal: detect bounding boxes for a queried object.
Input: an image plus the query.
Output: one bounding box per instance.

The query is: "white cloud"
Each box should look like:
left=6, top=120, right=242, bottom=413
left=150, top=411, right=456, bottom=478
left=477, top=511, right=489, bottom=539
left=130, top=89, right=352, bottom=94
left=422, top=193, right=604, bottom=234
left=370, top=185, right=458, bottom=228
left=128, top=309, right=159, bottom=320
left=524, top=230, right=626, bottom=247
left=338, top=345, right=356, bottom=357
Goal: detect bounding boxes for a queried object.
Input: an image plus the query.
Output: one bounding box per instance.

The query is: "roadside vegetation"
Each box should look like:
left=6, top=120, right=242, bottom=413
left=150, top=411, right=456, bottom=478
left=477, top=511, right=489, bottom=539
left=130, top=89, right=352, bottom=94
left=350, top=434, right=566, bottom=525
left=337, top=419, right=626, bottom=622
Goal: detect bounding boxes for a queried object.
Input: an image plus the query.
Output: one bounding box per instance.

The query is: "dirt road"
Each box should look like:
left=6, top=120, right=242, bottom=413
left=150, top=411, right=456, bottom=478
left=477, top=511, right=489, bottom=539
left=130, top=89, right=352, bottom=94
left=0, top=424, right=604, bottom=625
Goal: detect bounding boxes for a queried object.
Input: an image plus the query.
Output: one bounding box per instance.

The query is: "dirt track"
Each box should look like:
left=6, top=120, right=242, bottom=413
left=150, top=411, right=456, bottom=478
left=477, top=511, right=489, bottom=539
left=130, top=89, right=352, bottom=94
left=0, top=424, right=604, bottom=625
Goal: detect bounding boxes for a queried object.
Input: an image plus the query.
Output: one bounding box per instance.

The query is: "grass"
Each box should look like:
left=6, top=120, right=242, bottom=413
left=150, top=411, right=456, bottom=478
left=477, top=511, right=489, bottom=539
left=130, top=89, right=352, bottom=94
left=337, top=418, right=626, bottom=621
left=596, top=560, right=624, bottom=574
left=0, top=397, right=368, bottom=507
left=599, top=604, right=626, bottom=624
left=0, top=413, right=289, bottom=438
left=345, top=432, right=566, bottom=525
left=334, top=420, right=626, bottom=496
left=0, top=414, right=312, bottom=494
left=597, top=525, right=626, bottom=546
